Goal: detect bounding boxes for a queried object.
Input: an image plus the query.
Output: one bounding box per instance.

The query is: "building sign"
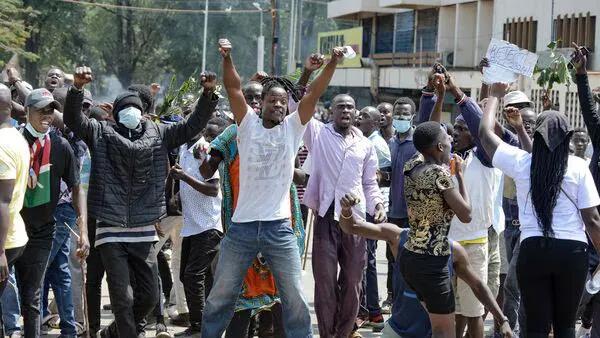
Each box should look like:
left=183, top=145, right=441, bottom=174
left=318, top=27, right=363, bottom=68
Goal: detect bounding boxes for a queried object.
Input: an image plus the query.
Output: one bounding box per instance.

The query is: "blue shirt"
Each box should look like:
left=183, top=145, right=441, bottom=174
left=388, top=130, right=416, bottom=219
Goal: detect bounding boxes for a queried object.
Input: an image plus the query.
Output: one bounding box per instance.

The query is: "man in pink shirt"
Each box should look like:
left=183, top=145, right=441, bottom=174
left=303, top=94, right=386, bottom=337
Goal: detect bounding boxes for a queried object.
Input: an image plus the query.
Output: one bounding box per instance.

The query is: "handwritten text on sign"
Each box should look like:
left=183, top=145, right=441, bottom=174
left=486, top=38, right=539, bottom=77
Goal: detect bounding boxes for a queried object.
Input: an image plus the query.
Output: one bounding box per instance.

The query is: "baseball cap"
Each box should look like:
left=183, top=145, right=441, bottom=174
left=503, top=91, right=533, bottom=108
left=25, top=88, right=61, bottom=111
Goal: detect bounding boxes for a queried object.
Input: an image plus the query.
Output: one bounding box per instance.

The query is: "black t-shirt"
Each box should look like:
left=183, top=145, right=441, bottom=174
left=20, top=129, right=80, bottom=239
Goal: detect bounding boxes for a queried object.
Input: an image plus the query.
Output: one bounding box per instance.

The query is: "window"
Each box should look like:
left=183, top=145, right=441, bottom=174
left=503, top=17, right=537, bottom=52
left=376, top=15, right=394, bottom=53
left=362, top=18, right=373, bottom=57
left=416, top=8, right=438, bottom=52
left=395, top=11, right=415, bottom=53
left=553, top=13, right=596, bottom=51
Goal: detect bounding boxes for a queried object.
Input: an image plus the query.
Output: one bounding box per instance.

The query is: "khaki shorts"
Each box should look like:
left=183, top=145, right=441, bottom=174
left=455, top=242, right=488, bottom=317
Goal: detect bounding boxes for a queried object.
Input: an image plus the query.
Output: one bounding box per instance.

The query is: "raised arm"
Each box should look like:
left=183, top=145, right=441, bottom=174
left=453, top=242, right=512, bottom=337
left=503, top=107, right=533, bottom=153
left=572, top=43, right=600, bottom=149
left=64, top=67, right=101, bottom=147
left=429, top=73, right=446, bottom=123
left=297, top=47, right=344, bottom=125
left=162, top=72, right=219, bottom=150
left=478, top=83, right=509, bottom=160
left=219, top=39, right=247, bottom=124
left=297, top=53, right=325, bottom=88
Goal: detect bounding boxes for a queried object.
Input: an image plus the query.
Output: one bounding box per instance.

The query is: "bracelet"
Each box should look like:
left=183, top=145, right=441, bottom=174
left=340, top=210, right=353, bottom=219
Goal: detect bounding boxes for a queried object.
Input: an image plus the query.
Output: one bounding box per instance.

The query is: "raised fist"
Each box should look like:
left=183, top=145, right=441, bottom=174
left=218, top=39, right=232, bottom=58
left=74, top=66, right=93, bottom=90
left=200, top=71, right=217, bottom=94
left=304, top=53, right=325, bottom=71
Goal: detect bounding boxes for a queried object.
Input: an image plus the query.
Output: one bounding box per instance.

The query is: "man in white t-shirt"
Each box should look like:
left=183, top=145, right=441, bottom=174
left=201, top=39, right=343, bottom=338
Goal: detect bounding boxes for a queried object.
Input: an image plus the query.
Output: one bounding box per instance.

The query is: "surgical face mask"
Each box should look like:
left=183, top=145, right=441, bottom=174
left=118, top=107, right=142, bottom=129
left=393, top=118, right=412, bottom=133
left=25, top=122, right=49, bottom=139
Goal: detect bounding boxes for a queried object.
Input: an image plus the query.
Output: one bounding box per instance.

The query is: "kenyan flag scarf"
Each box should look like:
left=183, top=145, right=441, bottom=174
left=24, top=134, right=51, bottom=208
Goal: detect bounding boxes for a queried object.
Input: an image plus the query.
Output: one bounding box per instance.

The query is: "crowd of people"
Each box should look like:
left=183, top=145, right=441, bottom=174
left=1, top=38, right=600, bottom=338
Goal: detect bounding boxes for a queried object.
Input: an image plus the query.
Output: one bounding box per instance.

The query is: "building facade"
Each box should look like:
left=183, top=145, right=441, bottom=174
left=325, top=0, right=600, bottom=127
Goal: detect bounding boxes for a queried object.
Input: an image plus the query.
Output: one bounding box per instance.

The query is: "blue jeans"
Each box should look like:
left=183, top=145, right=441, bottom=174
left=361, top=238, right=381, bottom=317
left=2, top=267, right=21, bottom=335
left=42, top=203, right=77, bottom=337
left=202, top=219, right=312, bottom=338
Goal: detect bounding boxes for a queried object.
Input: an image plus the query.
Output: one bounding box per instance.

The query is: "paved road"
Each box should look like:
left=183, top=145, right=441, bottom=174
left=43, top=235, right=498, bottom=337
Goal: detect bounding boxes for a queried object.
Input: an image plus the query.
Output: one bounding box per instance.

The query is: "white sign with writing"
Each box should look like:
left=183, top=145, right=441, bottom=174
left=482, top=38, right=539, bottom=84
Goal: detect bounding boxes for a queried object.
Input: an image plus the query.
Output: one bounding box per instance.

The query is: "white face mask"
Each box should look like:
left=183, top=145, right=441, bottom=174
left=25, top=122, right=49, bottom=139
left=118, top=107, right=142, bottom=129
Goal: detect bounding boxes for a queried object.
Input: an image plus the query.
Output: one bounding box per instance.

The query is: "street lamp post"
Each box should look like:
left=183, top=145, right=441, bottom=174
left=253, top=2, right=265, bottom=72
left=201, top=0, right=209, bottom=72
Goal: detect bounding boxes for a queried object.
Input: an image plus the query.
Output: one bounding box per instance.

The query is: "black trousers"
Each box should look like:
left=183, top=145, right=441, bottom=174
left=386, top=217, right=409, bottom=298
left=15, top=234, right=54, bottom=338
left=517, top=236, right=588, bottom=338
left=0, top=246, right=25, bottom=337
left=99, top=241, right=159, bottom=338
left=86, top=218, right=106, bottom=334
left=180, top=229, right=222, bottom=330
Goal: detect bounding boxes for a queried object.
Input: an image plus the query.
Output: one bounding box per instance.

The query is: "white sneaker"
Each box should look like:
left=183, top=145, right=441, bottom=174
left=166, top=304, right=179, bottom=320
left=9, top=331, right=23, bottom=338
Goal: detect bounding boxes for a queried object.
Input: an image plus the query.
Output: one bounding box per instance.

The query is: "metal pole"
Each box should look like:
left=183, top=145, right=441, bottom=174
left=201, top=0, right=209, bottom=72
left=287, top=0, right=296, bottom=74
left=260, top=9, right=264, bottom=37
left=271, top=0, right=279, bottom=75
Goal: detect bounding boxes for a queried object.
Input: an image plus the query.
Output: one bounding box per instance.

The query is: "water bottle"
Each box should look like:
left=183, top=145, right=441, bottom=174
left=586, top=270, right=600, bottom=294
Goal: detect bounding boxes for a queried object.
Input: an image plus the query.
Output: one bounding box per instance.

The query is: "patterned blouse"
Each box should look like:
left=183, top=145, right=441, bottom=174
left=403, top=154, right=455, bottom=256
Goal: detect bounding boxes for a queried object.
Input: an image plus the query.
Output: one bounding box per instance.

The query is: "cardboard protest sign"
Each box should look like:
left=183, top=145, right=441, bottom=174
left=483, top=38, right=539, bottom=84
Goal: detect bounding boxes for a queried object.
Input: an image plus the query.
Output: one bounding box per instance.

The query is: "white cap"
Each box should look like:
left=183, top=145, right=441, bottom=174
left=503, top=91, right=533, bottom=108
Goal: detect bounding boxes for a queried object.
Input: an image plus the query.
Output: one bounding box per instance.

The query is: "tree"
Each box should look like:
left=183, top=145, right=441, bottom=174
left=0, top=0, right=37, bottom=67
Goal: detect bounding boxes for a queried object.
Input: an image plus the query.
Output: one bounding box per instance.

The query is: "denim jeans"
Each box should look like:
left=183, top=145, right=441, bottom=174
left=42, top=203, right=77, bottom=337
left=361, top=238, right=381, bottom=317
left=202, top=219, right=311, bottom=338
left=2, top=267, right=21, bottom=335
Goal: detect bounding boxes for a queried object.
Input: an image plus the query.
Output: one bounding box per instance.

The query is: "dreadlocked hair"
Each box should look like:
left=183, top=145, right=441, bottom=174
left=260, top=76, right=301, bottom=103
left=529, top=132, right=571, bottom=237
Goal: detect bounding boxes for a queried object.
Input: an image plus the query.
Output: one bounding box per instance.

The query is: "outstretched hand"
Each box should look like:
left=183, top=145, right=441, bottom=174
left=6, top=67, right=21, bottom=85
left=200, top=71, right=217, bottom=94
left=74, top=66, right=93, bottom=90
left=218, top=38, right=232, bottom=58
left=304, top=53, right=325, bottom=71
left=250, top=71, right=269, bottom=82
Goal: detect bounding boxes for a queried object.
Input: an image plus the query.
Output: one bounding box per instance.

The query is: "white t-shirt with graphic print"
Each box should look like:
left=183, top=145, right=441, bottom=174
left=232, top=106, right=307, bottom=223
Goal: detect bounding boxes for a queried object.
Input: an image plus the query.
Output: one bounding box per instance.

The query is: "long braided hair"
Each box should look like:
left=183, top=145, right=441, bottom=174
left=529, top=132, right=571, bottom=237
left=260, top=76, right=302, bottom=103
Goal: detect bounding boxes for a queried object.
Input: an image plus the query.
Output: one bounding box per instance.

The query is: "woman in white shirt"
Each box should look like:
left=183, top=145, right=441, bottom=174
left=478, top=82, right=600, bottom=337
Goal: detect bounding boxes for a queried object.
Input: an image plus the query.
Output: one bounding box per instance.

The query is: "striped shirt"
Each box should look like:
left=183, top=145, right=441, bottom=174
left=94, top=223, right=159, bottom=247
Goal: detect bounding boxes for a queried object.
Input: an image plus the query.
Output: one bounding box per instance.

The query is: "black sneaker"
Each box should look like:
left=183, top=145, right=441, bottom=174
left=170, top=313, right=190, bottom=327
left=174, top=328, right=202, bottom=338
left=155, top=323, right=172, bottom=338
